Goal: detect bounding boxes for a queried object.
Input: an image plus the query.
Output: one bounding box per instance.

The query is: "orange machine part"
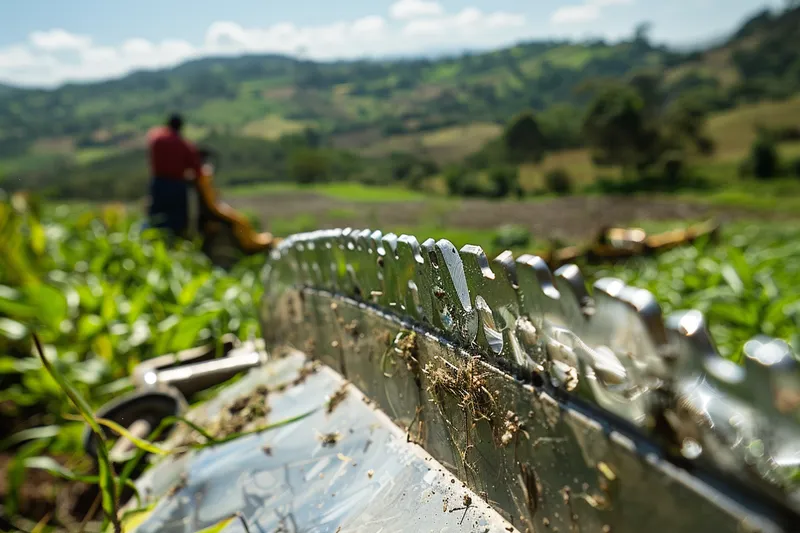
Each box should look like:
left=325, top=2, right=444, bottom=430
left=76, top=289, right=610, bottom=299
left=194, top=172, right=280, bottom=254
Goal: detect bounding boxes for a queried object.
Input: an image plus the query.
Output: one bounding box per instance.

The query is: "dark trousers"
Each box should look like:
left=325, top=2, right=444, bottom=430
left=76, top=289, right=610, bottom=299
left=148, top=177, right=190, bottom=236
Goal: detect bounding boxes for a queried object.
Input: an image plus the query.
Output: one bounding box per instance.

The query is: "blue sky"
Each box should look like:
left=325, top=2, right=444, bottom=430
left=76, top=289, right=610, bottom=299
left=0, top=0, right=783, bottom=87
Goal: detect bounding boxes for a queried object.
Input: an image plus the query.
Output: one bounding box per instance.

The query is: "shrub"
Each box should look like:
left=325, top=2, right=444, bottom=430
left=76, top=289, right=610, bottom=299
left=445, top=166, right=484, bottom=197
left=503, top=112, right=545, bottom=164
left=445, top=166, right=466, bottom=196
left=793, top=157, right=800, bottom=178
left=544, top=168, right=573, bottom=195
left=749, top=135, right=780, bottom=179
left=406, top=168, right=427, bottom=190
left=488, top=166, right=521, bottom=198
left=493, top=224, right=531, bottom=250
left=288, top=148, right=330, bottom=184
left=459, top=174, right=485, bottom=197
left=738, top=158, right=753, bottom=178
left=695, top=136, right=715, bottom=156
left=660, top=152, right=685, bottom=186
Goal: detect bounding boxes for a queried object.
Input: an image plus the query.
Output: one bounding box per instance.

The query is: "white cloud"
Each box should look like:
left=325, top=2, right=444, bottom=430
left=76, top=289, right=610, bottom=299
left=203, top=19, right=387, bottom=56
left=30, top=29, right=92, bottom=51
left=122, top=38, right=156, bottom=56
left=390, top=0, right=444, bottom=20
left=404, top=8, right=525, bottom=37
left=0, top=4, right=528, bottom=87
left=551, top=0, right=633, bottom=25
left=351, top=16, right=387, bottom=35
left=0, top=46, right=38, bottom=69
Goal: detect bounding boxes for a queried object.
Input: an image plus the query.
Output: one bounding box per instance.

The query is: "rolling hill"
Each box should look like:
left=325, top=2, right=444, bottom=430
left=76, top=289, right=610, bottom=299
left=1, top=5, right=799, bottom=199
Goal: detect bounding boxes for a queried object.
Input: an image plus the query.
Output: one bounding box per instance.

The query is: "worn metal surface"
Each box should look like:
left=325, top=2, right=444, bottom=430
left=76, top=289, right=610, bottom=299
left=259, top=228, right=800, bottom=532
left=129, top=351, right=516, bottom=532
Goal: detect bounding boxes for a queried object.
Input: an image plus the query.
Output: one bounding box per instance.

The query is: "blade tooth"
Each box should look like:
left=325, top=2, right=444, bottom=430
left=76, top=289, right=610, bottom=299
left=515, top=254, right=560, bottom=331
left=311, top=231, right=331, bottom=286
left=665, top=310, right=747, bottom=395
left=666, top=312, right=800, bottom=488
left=490, top=251, right=539, bottom=371
left=596, top=278, right=669, bottom=376
left=323, top=228, right=344, bottom=293
left=460, top=246, right=533, bottom=369
left=460, top=244, right=502, bottom=356
left=582, top=277, right=672, bottom=426
left=303, top=232, right=320, bottom=286
left=392, top=235, right=427, bottom=322
left=743, top=336, right=800, bottom=423
left=335, top=228, right=360, bottom=297
left=340, top=227, right=354, bottom=249
left=312, top=230, right=335, bottom=292
left=289, top=234, right=312, bottom=286
left=514, top=254, right=561, bottom=374
left=369, top=229, right=384, bottom=255
left=379, top=233, right=401, bottom=309
left=382, top=233, right=399, bottom=252
left=417, top=238, right=445, bottom=329
left=367, top=230, right=387, bottom=302
left=742, top=337, right=800, bottom=486
left=549, top=265, right=593, bottom=394
left=665, top=310, right=747, bottom=468
left=552, top=264, right=590, bottom=324
left=433, top=239, right=477, bottom=345
left=325, top=229, right=348, bottom=293
left=543, top=265, right=597, bottom=390
left=350, top=229, right=382, bottom=302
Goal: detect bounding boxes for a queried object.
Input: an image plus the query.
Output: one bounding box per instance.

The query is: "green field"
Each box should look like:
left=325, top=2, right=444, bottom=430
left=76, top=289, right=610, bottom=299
left=706, top=96, right=800, bottom=160
left=225, top=181, right=429, bottom=202
left=2, top=180, right=800, bottom=529
left=359, top=122, right=503, bottom=163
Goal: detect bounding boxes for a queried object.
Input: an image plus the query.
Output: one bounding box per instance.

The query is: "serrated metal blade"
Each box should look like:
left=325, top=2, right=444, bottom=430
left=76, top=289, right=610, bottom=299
left=260, top=228, right=800, bottom=532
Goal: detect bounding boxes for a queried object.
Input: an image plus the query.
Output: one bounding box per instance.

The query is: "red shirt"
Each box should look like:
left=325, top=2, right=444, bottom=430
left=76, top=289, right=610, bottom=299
left=147, top=126, right=203, bottom=181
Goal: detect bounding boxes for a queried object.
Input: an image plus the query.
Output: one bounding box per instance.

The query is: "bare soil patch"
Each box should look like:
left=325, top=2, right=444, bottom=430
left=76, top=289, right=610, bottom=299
left=228, top=192, right=794, bottom=242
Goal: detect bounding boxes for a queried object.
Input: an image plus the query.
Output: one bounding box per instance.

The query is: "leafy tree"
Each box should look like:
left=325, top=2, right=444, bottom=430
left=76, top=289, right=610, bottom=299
left=545, top=168, right=573, bottom=195
left=488, top=166, right=521, bottom=198
left=660, top=152, right=685, bottom=185
left=288, top=148, right=330, bottom=185
left=445, top=166, right=484, bottom=197
left=663, top=95, right=715, bottom=156
left=628, top=70, right=664, bottom=120
left=503, top=112, right=545, bottom=164
left=493, top=225, right=531, bottom=250
left=633, top=22, right=653, bottom=46
left=581, top=84, right=660, bottom=174
left=538, top=104, right=583, bottom=150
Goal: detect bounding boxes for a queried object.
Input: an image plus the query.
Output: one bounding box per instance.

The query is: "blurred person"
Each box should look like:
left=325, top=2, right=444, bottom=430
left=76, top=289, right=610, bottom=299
left=146, top=113, right=204, bottom=236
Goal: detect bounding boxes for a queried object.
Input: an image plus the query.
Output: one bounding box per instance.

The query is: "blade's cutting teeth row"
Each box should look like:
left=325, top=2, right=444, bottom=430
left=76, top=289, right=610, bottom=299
left=262, top=229, right=800, bottom=496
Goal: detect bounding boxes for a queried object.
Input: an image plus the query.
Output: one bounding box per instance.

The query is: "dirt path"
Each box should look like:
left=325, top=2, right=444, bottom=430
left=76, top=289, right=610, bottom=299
left=227, top=192, right=794, bottom=241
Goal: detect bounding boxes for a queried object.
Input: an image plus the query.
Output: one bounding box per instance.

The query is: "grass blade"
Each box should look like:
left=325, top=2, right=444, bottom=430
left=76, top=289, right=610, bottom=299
left=196, top=515, right=236, bottom=533
left=31, top=333, right=121, bottom=533
left=23, top=456, right=141, bottom=505
left=24, top=456, right=102, bottom=484
left=119, top=503, right=157, bottom=532
left=0, top=425, right=60, bottom=451
left=95, top=418, right=170, bottom=456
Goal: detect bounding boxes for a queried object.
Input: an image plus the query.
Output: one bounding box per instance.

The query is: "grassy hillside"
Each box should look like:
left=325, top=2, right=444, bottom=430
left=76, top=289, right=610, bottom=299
left=513, top=96, right=800, bottom=187
left=706, top=96, right=800, bottom=160
left=1, top=5, right=799, bottom=201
